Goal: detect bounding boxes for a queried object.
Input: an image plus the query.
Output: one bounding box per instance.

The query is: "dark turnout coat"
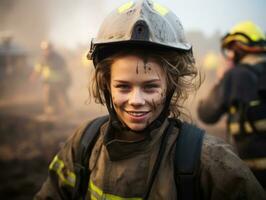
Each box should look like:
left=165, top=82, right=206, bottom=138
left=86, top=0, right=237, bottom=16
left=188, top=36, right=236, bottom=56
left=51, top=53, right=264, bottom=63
left=198, top=60, right=266, bottom=188
left=35, top=118, right=265, bottom=200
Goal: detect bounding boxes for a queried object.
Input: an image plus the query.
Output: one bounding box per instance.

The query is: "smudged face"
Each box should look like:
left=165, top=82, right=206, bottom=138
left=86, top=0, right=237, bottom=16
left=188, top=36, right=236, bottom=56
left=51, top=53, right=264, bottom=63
left=110, top=55, right=167, bottom=131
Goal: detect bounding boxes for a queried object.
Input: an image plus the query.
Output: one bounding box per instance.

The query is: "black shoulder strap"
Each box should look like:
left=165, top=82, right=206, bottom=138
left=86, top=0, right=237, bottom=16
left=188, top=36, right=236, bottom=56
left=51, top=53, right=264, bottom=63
left=72, top=115, right=109, bottom=200
left=174, top=121, right=205, bottom=200
left=245, top=63, right=266, bottom=97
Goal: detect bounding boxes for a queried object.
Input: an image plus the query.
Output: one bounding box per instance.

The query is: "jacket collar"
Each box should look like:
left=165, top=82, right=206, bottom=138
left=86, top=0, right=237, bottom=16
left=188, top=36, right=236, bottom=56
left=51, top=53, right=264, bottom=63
left=103, top=118, right=169, bottom=161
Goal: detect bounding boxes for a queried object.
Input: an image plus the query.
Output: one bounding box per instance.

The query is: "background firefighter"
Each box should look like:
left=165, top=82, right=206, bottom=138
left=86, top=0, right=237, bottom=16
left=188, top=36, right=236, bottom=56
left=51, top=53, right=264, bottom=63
left=198, top=21, right=266, bottom=188
left=31, top=41, right=71, bottom=116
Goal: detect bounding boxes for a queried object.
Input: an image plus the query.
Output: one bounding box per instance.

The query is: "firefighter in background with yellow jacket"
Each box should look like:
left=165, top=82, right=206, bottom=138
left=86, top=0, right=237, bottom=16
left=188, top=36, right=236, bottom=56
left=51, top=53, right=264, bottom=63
left=32, top=41, right=71, bottom=116
left=198, top=21, right=266, bottom=188
left=35, top=1, right=265, bottom=199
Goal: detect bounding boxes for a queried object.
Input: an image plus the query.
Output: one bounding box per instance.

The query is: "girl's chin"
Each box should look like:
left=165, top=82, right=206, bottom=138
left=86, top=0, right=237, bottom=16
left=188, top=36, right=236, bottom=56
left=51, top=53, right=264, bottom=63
left=126, top=123, right=147, bottom=132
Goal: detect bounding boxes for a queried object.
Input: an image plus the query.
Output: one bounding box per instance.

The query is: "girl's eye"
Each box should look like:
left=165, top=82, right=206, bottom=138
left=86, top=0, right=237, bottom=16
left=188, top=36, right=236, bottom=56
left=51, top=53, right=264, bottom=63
left=144, top=84, right=160, bottom=91
left=115, top=84, right=131, bottom=91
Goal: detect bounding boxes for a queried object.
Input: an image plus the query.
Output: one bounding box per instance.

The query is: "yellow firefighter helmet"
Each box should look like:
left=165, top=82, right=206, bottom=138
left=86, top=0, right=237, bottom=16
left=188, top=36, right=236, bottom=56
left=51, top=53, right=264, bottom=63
left=221, top=21, right=266, bottom=53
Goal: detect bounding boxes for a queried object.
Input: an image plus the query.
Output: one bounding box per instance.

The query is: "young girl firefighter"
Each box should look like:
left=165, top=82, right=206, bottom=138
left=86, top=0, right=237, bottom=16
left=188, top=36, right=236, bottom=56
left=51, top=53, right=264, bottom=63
left=35, top=0, right=265, bottom=199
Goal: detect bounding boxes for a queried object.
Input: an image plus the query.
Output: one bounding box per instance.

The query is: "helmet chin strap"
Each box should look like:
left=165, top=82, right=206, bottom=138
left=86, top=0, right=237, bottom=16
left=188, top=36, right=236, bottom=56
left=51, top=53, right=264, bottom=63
left=103, top=90, right=121, bottom=128
left=104, top=89, right=175, bottom=134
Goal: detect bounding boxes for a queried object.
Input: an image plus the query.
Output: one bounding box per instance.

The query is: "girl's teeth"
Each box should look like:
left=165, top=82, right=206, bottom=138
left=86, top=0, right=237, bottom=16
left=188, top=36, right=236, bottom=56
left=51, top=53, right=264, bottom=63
left=128, top=112, right=146, bottom=116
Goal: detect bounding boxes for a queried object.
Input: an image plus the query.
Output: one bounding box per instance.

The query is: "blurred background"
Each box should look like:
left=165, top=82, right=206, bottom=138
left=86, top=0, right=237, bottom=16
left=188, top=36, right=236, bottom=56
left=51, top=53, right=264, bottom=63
left=0, top=0, right=265, bottom=199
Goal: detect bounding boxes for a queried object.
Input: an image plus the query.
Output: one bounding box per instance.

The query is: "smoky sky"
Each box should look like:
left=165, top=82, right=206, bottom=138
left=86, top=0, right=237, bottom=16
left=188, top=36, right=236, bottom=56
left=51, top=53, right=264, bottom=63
left=0, top=0, right=51, bottom=50
left=1, top=0, right=265, bottom=51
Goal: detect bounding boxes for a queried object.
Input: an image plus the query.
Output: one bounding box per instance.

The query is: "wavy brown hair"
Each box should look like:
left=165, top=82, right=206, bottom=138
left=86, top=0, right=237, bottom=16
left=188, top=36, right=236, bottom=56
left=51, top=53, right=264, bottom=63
left=89, top=48, right=201, bottom=119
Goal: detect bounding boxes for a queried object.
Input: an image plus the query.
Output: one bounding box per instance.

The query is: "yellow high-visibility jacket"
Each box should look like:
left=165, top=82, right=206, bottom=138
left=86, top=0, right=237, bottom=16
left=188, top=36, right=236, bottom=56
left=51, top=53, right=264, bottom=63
left=34, top=50, right=70, bottom=86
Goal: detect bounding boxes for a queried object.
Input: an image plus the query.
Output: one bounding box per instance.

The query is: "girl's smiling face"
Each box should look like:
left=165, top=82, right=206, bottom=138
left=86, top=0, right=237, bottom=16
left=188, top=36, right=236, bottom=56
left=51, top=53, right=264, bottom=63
left=110, top=54, right=167, bottom=131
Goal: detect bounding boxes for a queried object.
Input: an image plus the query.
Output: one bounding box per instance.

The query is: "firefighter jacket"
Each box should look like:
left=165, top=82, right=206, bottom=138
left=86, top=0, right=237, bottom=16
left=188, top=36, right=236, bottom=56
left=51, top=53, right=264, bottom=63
left=34, top=117, right=265, bottom=200
left=197, top=61, right=266, bottom=188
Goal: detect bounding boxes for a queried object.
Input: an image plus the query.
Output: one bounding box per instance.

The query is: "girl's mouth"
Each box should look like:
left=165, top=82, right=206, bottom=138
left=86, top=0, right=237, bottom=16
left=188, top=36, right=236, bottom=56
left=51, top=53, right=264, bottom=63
left=126, top=111, right=149, bottom=123
left=126, top=111, right=150, bottom=117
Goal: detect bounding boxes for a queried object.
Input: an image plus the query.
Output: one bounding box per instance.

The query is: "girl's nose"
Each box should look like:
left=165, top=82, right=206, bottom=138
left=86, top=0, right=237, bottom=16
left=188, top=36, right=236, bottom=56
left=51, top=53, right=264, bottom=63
left=128, top=88, right=145, bottom=106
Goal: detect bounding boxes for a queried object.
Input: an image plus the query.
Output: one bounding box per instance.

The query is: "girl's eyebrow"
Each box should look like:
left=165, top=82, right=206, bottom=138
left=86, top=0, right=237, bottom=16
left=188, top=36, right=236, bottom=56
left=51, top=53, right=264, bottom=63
left=112, top=80, right=129, bottom=83
left=144, top=79, right=161, bottom=83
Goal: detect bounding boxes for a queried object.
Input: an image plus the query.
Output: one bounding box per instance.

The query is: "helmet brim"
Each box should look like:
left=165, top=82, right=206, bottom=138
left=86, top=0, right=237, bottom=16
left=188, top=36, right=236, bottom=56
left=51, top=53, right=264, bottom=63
left=88, top=39, right=192, bottom=66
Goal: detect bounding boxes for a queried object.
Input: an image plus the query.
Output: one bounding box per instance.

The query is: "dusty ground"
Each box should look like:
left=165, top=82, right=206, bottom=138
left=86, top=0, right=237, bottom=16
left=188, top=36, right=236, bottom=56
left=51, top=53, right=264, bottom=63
left=0, top=104, right=75, bottom=200
left=0, top=90, right=107, bottom=200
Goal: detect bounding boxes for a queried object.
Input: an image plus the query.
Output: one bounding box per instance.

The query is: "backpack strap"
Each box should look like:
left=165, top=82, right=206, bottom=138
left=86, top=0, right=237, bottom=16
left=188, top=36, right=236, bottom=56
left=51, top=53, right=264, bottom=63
left=174, top=121, right=205, bottom=200
left=72, top=115, right=109, bottom=200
